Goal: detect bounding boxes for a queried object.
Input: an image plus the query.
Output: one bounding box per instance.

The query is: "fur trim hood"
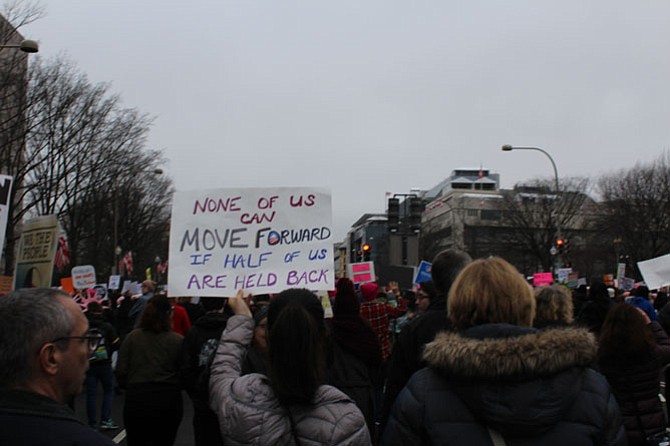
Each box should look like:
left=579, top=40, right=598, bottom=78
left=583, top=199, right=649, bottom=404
left=423, top=324, right=597, bottom=380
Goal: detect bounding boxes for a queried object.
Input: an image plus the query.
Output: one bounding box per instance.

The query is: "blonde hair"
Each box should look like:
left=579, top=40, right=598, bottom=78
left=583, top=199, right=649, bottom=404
left=533, top=285, right=574, bottom=326
left=448, top=257, right=535, bottom=330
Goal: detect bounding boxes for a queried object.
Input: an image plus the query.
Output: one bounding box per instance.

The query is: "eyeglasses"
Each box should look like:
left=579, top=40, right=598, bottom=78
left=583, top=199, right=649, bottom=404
left=51, top=331, right=103, bottom=352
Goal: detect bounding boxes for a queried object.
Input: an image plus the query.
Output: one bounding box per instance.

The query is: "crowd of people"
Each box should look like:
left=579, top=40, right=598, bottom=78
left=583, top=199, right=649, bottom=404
left=2, top=249, right=670, bottom=445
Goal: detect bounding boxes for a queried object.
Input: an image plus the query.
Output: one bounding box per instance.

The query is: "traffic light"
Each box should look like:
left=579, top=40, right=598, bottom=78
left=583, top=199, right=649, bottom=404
left=556, top=238, right=564, bottom=254
left=409, top=197, right=424, bottom=231
left=564, top=239, right=570, bottom=254
left=362, top=243, right=371, bottom=261
left=388, top=198, right=400, bottom=231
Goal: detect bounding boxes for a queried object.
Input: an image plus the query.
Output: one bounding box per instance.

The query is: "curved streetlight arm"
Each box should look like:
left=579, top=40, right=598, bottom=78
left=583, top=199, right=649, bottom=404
left=0, top=39, right=39, bottom=53
left=502, top=144, right=562, bottom=242
left=501, top=145, right=559, bottom=195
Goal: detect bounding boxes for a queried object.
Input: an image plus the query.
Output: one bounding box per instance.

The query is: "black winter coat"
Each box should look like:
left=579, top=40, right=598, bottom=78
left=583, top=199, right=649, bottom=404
left=0, top=389, right=116, bottom=446
left=383, top=324, right=626, bottom=446
left=383, top=294, right=451, bottom=423
left=598, top=321, right=670, bottom=446
left=179, top=311, right=229, bottom=412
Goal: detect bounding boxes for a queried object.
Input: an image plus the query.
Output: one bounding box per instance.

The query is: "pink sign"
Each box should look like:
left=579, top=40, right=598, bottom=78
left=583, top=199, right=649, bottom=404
left=347, top=262, right=375, bottom=284
left=533, top=272, right=553, bottom=287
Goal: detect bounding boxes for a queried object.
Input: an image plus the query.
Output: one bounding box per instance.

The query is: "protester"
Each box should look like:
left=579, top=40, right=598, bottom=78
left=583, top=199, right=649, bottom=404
left=168, top=294, right=192, bottom=335
left=627, top=285, right=657, bottom=321
left=116, top=295, right=184, bottom=446
left=180, top=296, right=230, bottom=446
left=383, top=257, right=626, bottom=445
left=0, top=288, right=115, bottom=445
left=383, top=249, right=471, bottom=425
left=85, top=301, right=120, bottom=430
left=178, top=296, right=206, bottom=324
left=241, top=305, right=270, bottom=375
left=598, top=303, right=670, bottom=446
left=414, top=280, right=436, bottom=315
left=576, top=280, right=615, bottom=336
left=209, top=288, right=371, bottom=445
left=533, top=285, right=574, bottom=329
left=128, top=280, right=155, bottom=326
left=328, top=278, right=382, bottom=434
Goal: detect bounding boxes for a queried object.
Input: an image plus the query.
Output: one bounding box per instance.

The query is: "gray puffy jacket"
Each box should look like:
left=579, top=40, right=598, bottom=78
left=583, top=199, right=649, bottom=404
left=210, top=314, right=371, bottom=446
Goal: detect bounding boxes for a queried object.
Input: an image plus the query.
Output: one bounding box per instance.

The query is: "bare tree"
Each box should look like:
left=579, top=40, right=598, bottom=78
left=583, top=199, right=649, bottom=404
left=0, top=3, right=45, bottom=274
left=20, top=55, right=173, bottom=279
left=499, top=177, right=593, bottom=273
left=597, top=153, right=670, bottom=279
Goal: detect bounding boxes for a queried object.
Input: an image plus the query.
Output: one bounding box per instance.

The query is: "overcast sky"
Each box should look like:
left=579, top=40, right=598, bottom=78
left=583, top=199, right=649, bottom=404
left=22, top=1, right=670, bottom=240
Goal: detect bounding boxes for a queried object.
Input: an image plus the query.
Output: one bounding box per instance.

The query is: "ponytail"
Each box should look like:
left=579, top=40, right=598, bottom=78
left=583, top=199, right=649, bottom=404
left=267, top=289, right=325, bottom=405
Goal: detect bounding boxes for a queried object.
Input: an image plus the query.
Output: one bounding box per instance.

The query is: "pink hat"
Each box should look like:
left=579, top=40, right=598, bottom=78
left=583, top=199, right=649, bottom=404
left=360, top=282, right=379, bottom=302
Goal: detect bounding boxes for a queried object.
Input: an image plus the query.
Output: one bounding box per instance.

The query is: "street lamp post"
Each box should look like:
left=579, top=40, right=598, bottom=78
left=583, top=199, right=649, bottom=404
left=0, top=39, right=39, bottom=53
left=502, top=145, right=562, bottom=271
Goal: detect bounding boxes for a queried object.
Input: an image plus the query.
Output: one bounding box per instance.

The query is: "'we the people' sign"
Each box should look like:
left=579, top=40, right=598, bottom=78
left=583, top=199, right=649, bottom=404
left=168, top=187, right=334, bottom=297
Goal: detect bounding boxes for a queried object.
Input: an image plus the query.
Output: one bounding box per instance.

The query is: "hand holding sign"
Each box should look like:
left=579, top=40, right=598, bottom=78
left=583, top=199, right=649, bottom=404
left=228, top=289, right=252, bottom=317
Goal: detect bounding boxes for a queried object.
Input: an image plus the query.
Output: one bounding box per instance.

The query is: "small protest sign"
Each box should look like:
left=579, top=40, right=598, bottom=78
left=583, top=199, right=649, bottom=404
left=94, top=284, right=108, bottom=300
left=533, top=272, right=553, bottom=287
left=168, top=188, right=334, bottom=296
left=14, top=215, right=59, bottom=290
left=556, top=268, right=572, bottom=284
left=71, top=265, right=97, bottom=289
left=347, top=262, right=375, bottom=284
left=108, top=275, right=121, bottom=290
left=413, top=261, right=432, bottom=285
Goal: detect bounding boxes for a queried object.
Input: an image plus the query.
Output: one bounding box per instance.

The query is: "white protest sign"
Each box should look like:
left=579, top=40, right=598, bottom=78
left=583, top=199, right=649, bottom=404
left=94, top=283, right=108, bottom=300
left=168, top=187, right=334, bottom=296
left=71, top=265, right=97, bottom=289
left=0, top=175, right=13, bottom=259
left=638, top=253, right=670, bottom=290
left=108, top=275, right=121, bottom=290
left=557, top=268, right=572, bottom=284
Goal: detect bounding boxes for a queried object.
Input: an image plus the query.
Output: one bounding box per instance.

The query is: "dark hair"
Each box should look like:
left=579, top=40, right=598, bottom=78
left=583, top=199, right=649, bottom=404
left=266, top=288, right=325, bottom=405
left=418, top=280, right=437, bottom=300
left=87, top=301, right=102, bottom=314
left=589, top=281, right=610, bottom=301
left=139, top=295, right=172, bottom=333
left=634, top=285, right=650, bottom=299
left=431, top=249, right=472, bottom=295
left=200, top=296, right=226, bottom=312
left=598, top=303, right=656, bottom=366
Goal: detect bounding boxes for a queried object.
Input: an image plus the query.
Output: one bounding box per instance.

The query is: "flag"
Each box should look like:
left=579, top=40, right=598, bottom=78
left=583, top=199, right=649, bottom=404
left=478, top=164, right=484, bottom=179
left=123, top=251, right=133, bottom=276
left=54, top=235, right=70, bottom=272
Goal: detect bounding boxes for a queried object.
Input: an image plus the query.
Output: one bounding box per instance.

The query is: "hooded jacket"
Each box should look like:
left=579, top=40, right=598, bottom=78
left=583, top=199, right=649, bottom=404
left=382, top=324, right=626, bottom=446
left=209, top=315, right=371, bottom=446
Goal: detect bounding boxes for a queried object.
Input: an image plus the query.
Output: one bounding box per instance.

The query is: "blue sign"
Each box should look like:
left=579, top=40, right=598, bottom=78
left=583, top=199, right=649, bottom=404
left=413, top=260, right=432, bottom=285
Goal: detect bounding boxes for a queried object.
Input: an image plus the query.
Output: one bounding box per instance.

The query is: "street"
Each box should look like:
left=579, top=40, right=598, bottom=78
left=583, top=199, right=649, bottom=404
left=74, top=386, right=196, bottom=445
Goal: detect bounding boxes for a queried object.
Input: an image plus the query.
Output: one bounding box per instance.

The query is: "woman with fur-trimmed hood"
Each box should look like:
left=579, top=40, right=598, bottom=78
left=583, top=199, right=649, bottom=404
left=382, top=257, right=626, bottom=446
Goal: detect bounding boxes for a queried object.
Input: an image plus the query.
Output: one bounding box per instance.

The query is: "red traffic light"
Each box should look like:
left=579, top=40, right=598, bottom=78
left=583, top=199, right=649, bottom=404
left=362, top=243, right=371, bottom=251
left=556, top=239, right=564, bottom=246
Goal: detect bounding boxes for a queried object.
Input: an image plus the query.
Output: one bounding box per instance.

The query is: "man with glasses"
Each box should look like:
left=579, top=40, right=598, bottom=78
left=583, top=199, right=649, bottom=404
left=0, top=288, right=115, bottom=445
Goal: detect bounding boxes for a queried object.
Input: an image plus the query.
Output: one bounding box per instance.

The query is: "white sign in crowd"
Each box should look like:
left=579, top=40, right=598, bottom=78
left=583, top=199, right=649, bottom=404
left=168, top=187, right=335, bottom=297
